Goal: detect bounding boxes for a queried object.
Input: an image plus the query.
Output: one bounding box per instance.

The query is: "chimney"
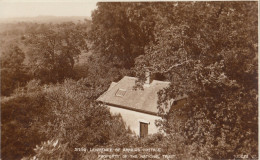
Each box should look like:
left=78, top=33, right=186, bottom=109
left=144, top=70, right=151, bottom=87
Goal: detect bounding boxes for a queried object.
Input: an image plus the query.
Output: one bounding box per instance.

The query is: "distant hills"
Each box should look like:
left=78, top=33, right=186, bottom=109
left=0, top=16, right=91, bottom=24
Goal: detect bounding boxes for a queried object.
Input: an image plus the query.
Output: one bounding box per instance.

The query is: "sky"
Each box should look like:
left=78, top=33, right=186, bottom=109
left=0, top=0, right=98, bottom=18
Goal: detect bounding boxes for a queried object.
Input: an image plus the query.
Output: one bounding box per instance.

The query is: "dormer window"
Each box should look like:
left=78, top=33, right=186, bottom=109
left=115, top=89, right=126, bottom=97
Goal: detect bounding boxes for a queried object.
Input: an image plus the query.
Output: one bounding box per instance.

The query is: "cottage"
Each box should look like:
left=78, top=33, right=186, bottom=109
left=97, top=75, right=185, bottom=138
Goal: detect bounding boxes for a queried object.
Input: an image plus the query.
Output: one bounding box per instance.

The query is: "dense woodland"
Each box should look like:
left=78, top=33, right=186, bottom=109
left=1, top=2, right=258, bottom=159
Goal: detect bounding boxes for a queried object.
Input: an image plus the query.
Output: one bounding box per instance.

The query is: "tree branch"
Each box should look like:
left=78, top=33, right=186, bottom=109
left=147, top=60, right=191, bottom=73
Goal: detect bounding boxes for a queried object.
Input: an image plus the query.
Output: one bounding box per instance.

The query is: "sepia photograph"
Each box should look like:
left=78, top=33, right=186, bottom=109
left=0, top=0, right=258, bottom=159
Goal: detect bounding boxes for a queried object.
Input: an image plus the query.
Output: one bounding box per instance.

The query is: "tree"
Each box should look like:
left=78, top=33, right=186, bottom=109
left=87, top=2, right=161, bottom=95
left=25, top=22, right=88, bottom=83
left=135, top=2, right=257, bottom=159
left=89, top=2, right=157, bottom=69
left=1, top=44, right=29, bottom=96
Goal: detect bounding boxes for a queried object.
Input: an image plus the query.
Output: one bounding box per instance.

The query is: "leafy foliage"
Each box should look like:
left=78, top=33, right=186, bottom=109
left=25, top=22, right=88, bottom=83
left=28, top=79, right=131, bottom=159
left=89, top=2, right=157, bottom=69
left=1, top=92, right=47, bottom=160
left=22, top=140, right=72, bottom=160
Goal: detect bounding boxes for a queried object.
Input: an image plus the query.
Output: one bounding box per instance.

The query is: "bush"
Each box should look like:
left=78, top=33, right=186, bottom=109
left=1, top=93, right=47, bottom=160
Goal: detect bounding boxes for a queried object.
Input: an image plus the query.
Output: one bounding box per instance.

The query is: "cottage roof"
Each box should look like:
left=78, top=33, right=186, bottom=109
left=97, top=76, right=175, bottom=115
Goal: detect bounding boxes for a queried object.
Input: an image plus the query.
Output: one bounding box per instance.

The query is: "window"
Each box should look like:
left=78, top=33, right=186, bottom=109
left=115, top=89, right=126, bottom=97
left=140, top=122, right=148, bottom=138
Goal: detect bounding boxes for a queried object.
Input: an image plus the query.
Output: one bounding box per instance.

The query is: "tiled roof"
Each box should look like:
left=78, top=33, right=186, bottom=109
left=97, top=76, right=174, bottom=115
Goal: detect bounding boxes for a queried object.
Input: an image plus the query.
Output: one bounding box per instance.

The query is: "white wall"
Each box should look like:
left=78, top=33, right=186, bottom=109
left=106, top=105, right=162, bottom=136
